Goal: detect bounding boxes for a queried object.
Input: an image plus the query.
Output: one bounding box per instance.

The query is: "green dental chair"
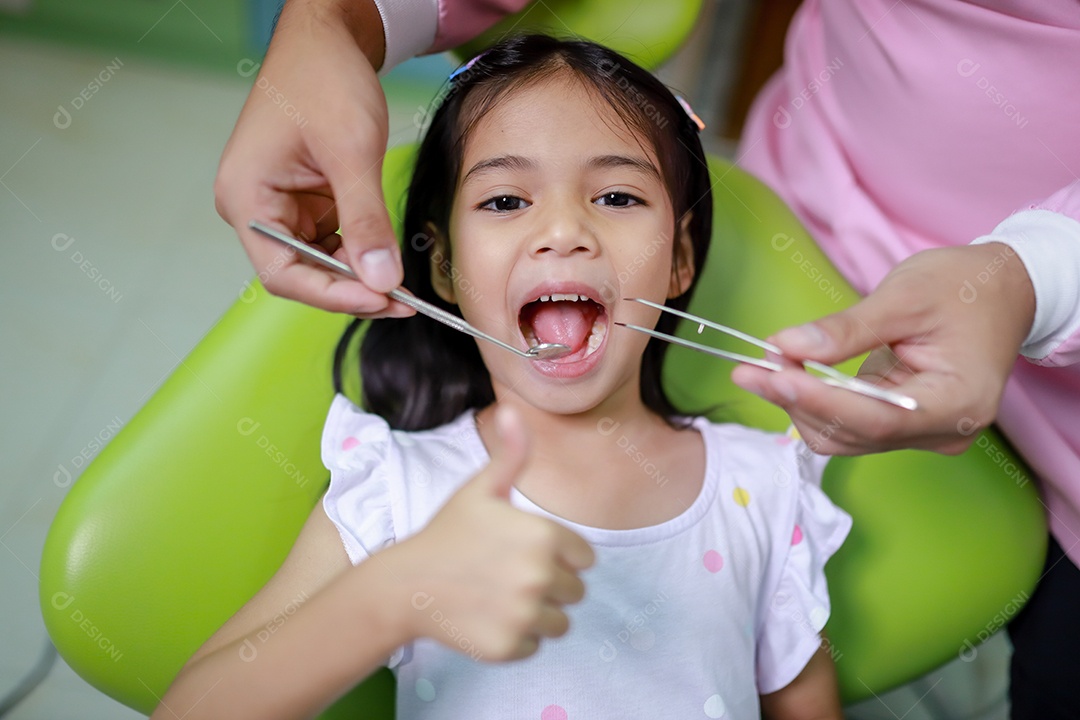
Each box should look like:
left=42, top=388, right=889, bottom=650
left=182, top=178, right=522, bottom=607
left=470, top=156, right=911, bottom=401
left=39, top=1, right=1046, bottom=716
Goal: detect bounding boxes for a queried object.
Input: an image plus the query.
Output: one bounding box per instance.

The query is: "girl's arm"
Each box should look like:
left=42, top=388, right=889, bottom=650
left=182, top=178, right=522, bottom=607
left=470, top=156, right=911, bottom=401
left=153, top=407, right=594, bottom=720
left=150, top=503, right=407, bottom=720
left=759, top=644, right=843, bottom=720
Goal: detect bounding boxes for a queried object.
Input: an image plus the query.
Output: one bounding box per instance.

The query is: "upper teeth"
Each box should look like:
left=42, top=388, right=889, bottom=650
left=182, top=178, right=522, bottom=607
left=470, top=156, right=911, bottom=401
left=538, top=293, right=588, bottom=302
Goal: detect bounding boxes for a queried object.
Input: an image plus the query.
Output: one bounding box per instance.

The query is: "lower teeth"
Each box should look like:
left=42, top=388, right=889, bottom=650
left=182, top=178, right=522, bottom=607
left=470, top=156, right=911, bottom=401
left=584, top=320, right=607, bottom=357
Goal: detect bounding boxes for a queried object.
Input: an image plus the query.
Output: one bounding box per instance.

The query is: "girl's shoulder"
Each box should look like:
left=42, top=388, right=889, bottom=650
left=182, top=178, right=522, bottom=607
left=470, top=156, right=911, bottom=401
left=694, top=417, right=796, bottom=446
left=322, top=394, right=484, bottom=475
left=688, top=418, right=851, bottom=693
left=690, top=417, right=828, bottom=484
left=320, top=395, right=486, bottom=564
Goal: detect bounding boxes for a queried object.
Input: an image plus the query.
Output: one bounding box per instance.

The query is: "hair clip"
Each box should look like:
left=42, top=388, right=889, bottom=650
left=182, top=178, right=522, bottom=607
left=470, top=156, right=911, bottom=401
left=449, top=51, right=487, bottom=81
left=676, top=95, right=706, bottom=132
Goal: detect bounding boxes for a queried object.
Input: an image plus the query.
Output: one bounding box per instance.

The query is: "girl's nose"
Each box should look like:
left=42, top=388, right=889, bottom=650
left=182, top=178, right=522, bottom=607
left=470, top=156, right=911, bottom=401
left=528, top=204, right=599, bottom=257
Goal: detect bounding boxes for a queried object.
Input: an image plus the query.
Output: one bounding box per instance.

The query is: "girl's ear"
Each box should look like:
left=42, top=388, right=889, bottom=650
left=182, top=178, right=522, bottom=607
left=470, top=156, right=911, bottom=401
left=667, top=212, right=696, bottom=299
left=426, top=222, right=456, bottom=304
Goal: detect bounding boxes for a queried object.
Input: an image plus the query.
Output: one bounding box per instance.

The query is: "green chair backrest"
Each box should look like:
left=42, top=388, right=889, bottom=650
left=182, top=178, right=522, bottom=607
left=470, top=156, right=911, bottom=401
left=452, top=0, right=703, bottom=68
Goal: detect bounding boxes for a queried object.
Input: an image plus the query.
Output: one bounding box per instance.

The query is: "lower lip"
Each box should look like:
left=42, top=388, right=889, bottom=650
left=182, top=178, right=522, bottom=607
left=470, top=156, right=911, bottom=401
left=525, top=322, right=610, bottom=379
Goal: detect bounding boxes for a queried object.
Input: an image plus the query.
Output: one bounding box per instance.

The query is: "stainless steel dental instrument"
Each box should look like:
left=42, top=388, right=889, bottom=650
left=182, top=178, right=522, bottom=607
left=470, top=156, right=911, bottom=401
left=617, top=297, right=919, bottom=410
left=248, top=220, right=571, bottom=361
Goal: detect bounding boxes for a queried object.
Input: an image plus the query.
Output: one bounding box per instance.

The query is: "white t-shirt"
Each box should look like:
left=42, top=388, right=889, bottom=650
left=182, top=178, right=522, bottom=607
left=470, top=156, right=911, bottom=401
left=322, top=394, right=851, bottom=719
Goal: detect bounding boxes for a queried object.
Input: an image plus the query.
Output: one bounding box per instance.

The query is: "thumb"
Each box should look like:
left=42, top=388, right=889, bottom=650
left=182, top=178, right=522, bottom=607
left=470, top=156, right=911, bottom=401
left=769, top=287, right=920, bottom=365
left=313, top=136, right=402, bottom=294
left=479, top=406, right=530, bottom=501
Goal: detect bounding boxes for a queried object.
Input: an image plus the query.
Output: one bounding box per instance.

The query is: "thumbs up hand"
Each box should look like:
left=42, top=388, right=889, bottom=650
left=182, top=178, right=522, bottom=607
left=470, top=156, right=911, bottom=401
left=379, top=406, right=595, bottom=661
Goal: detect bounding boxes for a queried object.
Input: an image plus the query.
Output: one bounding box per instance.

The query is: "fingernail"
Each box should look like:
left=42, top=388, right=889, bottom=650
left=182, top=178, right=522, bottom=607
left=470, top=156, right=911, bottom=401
left=359, top=248, right=399, bottom=291
left=774, top=324, right=827, bottom=353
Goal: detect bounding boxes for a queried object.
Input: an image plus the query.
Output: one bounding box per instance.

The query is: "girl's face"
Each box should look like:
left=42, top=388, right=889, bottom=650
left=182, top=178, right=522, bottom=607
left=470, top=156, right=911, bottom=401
left=431, top=73, right=694, bottom=416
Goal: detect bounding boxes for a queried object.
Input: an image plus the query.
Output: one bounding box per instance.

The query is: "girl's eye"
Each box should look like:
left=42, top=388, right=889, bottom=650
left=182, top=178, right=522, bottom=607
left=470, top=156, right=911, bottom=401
left=595, top=192, right=642, bottom=208
left=479, top=195, right=529, bottom=213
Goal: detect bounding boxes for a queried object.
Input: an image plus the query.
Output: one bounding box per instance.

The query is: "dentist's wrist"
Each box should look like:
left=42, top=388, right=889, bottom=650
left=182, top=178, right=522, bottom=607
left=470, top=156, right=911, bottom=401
left=971, top=209, right=1080, bottom=360
left=280, top=0, right=387, bottom=70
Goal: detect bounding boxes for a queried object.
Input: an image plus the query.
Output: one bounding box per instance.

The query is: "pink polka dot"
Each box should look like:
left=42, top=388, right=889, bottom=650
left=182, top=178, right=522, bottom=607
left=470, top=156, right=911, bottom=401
left=541, top=705, right=568, bottom=720
left=792, top=525, right=803, bottom=546
left=341, top=437, right=360, bottom=451
left=775, top=435, right=793, bottom=445
left=703, top=550, right=724, bottom=573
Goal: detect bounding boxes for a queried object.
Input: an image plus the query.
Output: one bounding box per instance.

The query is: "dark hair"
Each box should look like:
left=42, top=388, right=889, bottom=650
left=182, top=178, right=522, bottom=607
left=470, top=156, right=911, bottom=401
left=334, top=34, right=713, bottom=430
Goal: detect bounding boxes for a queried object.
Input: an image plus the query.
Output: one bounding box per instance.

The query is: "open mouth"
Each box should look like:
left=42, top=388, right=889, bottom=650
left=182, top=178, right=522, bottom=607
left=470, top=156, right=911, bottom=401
left=518, top=292, right=609, bottom=363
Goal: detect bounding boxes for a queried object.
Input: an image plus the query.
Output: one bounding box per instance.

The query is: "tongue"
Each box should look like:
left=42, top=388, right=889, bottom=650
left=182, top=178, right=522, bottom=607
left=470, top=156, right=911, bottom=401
left=529, top=301, right=597, bottom=352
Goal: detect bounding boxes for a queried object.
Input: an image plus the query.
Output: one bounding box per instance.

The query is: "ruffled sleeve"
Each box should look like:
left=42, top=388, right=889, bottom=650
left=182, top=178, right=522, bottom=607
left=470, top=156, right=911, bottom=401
left=320, top=394, right=399, bottom=566
left=755, top=445, right=852, bottom=694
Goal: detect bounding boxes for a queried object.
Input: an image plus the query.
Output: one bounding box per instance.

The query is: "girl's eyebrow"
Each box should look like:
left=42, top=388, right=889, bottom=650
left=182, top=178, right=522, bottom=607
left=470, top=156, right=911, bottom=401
left=587, top=154, right=660, bottom=181
left=463, top=153, right=659, bottom=185
left=463, top=154, right=537, bottom=185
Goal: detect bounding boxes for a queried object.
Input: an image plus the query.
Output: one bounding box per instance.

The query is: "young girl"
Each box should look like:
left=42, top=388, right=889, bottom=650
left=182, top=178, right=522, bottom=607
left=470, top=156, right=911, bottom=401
left=157, top=35, right=850, bottom=720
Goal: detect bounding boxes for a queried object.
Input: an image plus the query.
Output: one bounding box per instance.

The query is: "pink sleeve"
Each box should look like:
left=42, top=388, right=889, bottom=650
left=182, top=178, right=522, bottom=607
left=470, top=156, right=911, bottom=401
left=1035, top=182, right=1080, bottom=223
left=429, top=0, right=533, bottom=53
left=372, top=0, right=529, bottom=71
left=971, top=181, right=1080, bottom=367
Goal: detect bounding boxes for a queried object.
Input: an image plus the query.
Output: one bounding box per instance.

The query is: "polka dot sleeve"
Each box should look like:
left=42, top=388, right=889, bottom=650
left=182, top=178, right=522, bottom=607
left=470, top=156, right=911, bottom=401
left=755, top=447, right=852, bottom=694
left=320, top=394, right=399, bottom=566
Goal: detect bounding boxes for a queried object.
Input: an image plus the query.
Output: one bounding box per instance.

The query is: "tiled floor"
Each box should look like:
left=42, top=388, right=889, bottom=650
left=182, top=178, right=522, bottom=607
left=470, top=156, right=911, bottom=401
left=0, top=29, right=1010, bottom=720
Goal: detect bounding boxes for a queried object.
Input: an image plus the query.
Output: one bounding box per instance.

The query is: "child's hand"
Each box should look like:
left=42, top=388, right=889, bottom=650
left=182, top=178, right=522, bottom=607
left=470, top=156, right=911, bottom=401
left=380, top=406, right=595, bottom=661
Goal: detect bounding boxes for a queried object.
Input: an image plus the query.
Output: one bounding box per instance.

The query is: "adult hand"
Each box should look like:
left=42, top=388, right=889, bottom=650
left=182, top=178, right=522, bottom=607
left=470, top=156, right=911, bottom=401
left=382, top=406, right=595, bottom=661
left=215, top=0, right=414, bottom=317
left=732, top=243, right=1035, bottom=455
